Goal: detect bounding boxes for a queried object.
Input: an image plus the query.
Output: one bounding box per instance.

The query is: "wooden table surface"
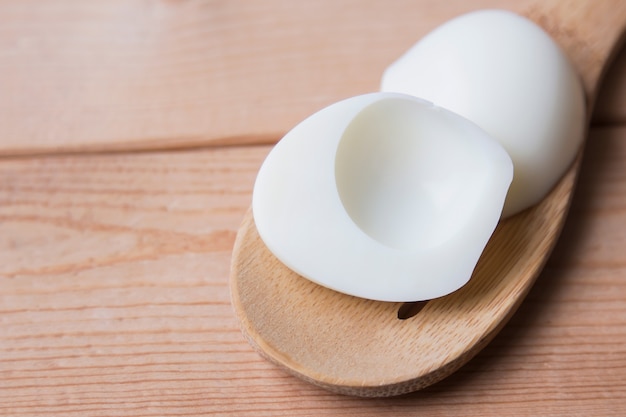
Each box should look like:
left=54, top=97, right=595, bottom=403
left=1, top=1, right=625, bottom=416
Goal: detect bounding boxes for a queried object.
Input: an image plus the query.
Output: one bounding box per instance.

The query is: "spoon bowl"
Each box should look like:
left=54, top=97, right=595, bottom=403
left=230, top=0, right=626, bottom=397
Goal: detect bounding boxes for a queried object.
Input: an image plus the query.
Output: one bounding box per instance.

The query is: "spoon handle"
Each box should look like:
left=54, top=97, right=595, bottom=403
left=526, top=0, right=626, bottom=104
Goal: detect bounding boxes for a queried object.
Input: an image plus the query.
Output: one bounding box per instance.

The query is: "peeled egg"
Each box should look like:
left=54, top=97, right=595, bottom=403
left=381, top=10, right=586, bottom=217
left=253, top=93, right=513, bottom=302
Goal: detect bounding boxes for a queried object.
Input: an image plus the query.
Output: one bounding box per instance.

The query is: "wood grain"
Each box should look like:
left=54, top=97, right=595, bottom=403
left=1, top=0, right=623, bottom=156
left=0, top=0, right=625, bottom=414
left=1, top=127, right=625, bottom=415
left=0, top=0, right=540, bottom=155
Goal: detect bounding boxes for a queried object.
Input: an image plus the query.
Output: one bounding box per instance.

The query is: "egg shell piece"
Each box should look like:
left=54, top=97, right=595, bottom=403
left=253, top=93, right=513, bottom=302
left=381, top=9, right=586, bottom=217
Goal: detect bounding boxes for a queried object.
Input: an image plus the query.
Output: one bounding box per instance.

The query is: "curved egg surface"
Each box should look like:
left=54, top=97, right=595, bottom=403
left=253, top=93, right=513, bottom=302
left=381, top=10, right=585, bottom=217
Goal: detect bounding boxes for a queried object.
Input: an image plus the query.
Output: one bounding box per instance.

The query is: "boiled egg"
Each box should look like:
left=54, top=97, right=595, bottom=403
left=253, top=93, right=513, bottom=302
left=381, top=10, right=585, bottom=217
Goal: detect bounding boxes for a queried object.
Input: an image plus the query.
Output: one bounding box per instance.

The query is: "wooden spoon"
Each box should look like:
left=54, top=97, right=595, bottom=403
left=230, top=0, right=626, bottom=397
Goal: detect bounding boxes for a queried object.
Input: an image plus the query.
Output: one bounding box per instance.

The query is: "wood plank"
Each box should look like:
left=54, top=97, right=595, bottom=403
left=0, top=125, right=625, bottom=415
left=0, top=0, right=538, bottom=155
left=2, top=0, right=624, bottom=157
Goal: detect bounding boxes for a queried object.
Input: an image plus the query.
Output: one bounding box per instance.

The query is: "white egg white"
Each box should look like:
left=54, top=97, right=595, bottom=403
left=253, top=93, right=513, bottom=302
left=381, top=10, right=585, bottom=217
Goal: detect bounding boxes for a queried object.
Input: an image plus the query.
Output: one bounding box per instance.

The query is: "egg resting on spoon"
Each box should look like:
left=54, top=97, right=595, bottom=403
left=253, top=93, right=513, bottom=302
left=381, top=9, right=586, bottom=217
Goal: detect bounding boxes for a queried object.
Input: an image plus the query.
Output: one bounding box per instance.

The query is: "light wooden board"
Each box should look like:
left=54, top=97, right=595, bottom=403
left=1, top=0, right=626, bottom=415
left=0, top=126, right=625, bottom=415
left=7, top=0, right=624, bottom=155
